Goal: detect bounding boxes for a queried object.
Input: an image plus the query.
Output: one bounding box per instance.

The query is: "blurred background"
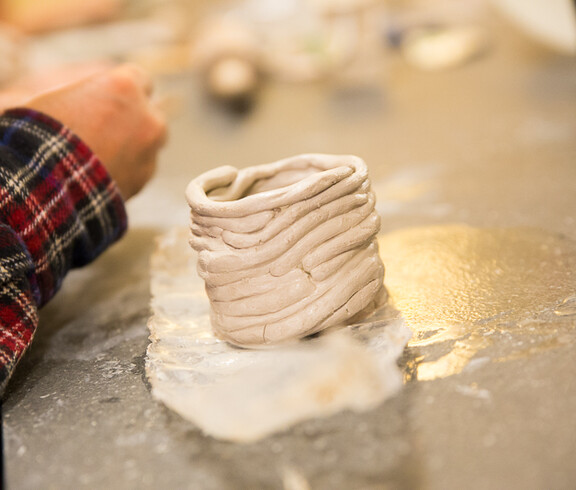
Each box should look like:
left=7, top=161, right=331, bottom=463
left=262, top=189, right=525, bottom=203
left=2, top=1, right=576, bottom=489
left=1, top=0, right=572, bottom=228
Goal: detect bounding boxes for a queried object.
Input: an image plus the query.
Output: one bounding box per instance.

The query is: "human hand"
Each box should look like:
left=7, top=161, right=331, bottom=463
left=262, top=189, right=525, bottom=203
left=23, top=63, right=167, bottom=200
left=0, top=62, right=111, bottom=111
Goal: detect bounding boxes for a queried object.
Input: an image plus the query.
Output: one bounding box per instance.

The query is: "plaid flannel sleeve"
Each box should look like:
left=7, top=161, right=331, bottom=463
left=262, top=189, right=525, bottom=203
left=0, top=108, right=128, bottom=394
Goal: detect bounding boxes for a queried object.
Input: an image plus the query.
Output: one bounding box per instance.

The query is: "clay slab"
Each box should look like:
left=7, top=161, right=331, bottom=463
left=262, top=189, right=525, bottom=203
left=145, top=227, right=410, bottom=442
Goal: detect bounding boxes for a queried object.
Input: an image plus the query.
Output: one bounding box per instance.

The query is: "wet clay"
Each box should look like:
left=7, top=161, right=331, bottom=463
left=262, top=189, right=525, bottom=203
left=186, top=154, right=385, bottom=346
left=146, top=228, right=408, bottom=442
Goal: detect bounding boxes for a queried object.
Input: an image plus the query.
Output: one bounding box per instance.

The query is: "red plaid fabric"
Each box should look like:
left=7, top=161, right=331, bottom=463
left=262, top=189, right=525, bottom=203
left=0, top=108, right=127, bottom=394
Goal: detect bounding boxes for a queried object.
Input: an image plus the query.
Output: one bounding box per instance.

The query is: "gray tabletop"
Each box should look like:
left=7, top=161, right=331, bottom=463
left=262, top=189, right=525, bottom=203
left=4, top=8, right=576, bottom=490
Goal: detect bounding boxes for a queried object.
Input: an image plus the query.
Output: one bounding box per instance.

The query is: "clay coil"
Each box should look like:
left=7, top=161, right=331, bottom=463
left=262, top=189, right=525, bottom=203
left=186, top=153, right=386, bottom=346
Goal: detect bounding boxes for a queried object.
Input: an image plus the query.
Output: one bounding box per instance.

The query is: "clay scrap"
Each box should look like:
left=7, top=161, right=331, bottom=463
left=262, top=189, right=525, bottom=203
left=185, top=154, right=386, bottom=346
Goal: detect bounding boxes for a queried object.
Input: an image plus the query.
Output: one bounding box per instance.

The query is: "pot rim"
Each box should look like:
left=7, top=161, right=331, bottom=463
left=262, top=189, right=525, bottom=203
left=186, top=153, right=367, bottom=217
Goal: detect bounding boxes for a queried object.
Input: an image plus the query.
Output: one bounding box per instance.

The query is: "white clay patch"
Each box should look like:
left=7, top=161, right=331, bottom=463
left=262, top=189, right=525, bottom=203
left=185, top=154, right=386, bottom=346
left=145, top=228, right=411, bottom=442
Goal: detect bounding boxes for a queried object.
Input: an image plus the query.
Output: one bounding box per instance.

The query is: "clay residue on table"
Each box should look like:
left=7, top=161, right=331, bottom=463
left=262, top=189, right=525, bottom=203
left=145, top=227, right=410, bottom=443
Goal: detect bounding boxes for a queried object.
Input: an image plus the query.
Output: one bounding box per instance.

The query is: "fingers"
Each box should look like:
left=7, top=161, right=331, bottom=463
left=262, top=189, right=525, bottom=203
left=107, top=63, right=168, bottom=149
left=144, top=108, right=168, bottom=154
left=154, top=111, right=169, bottom=148
left=25, top=61, right=169, bottom=201
left=113, top=63, right=167, bottom=143
left=111, top=63, right=155, bottom=97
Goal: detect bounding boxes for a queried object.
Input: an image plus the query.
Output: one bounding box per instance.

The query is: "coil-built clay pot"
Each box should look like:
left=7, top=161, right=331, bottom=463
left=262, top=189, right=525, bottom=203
left=185, top=154, right=385, bottom=346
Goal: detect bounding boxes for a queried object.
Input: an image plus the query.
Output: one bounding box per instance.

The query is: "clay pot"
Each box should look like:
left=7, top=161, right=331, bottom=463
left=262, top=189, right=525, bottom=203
left=185, top=153, right=385, bottom=346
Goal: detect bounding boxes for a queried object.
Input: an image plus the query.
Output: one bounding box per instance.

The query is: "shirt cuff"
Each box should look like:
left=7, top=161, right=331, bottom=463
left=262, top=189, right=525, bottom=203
left=0, top=107, right=128, bottom=303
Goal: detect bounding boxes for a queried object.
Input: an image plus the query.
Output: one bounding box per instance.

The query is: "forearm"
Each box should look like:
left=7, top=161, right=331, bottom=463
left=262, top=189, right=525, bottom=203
left=0, top=108, right=128, bottom=393
left=0, top=108, right=128, bottom=305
